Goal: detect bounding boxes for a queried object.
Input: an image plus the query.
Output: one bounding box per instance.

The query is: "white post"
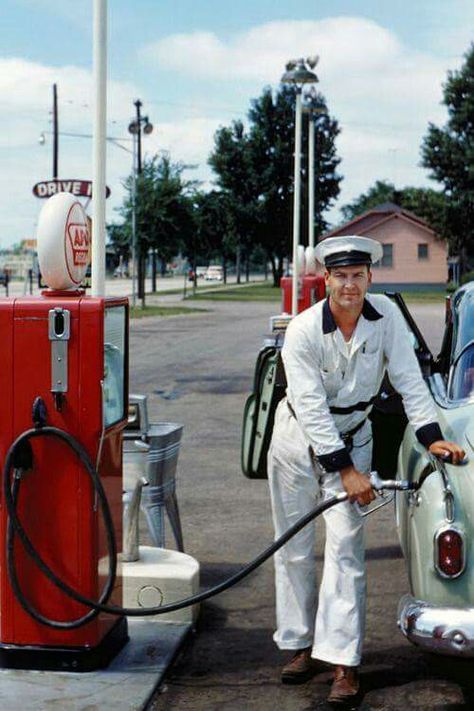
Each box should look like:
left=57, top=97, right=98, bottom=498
left=308, top=114, right=315, bottom=249
left=292, top=89, right=302, bottom=316
left=91, top=0, right=107, bottom=297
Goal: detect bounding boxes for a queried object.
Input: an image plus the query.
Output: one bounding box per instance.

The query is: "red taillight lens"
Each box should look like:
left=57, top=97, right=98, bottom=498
left=437, top=529, right=464, bottom=577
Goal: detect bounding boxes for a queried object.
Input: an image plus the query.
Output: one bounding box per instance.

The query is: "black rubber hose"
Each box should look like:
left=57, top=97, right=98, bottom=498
left=4, top=426, right=347, bottom=625
left=4, top=427, right=118, bottom=629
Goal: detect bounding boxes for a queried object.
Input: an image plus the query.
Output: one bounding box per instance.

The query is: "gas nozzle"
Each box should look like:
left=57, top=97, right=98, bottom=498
left=369, top=471, right=418, bottom=492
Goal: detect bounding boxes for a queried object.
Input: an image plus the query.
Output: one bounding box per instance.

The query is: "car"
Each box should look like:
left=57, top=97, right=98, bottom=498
left=379, top=284, right=474, bottom=658
left=205, top=265, right=223, bottom=282
left=113, top=265, right=129, bottom=278
left=188, top=266, right=208, bottom=282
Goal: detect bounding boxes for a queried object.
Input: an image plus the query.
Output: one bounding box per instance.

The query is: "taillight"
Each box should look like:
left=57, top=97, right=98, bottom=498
left=436, top=528, right=464, bottom=578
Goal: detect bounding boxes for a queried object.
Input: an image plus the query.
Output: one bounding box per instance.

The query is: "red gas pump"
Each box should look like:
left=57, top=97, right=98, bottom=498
left=281, top=274, right=325, bottom=314
left=0, top=193, right=128, bottom=671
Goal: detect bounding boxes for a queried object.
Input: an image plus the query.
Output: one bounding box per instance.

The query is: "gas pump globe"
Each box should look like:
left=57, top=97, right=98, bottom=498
left=0, top=192, right=129, bottom=671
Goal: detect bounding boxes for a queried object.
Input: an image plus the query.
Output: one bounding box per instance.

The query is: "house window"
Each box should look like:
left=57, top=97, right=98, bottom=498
left=418, top=243, right=429, bottom=260
left=373, top=244, right=393, bottom=268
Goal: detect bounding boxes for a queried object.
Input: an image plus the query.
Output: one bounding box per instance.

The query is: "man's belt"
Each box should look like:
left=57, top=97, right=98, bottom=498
left=329, top=397, right=377, bottom=415
left=287, top=400, right=368, bottom=446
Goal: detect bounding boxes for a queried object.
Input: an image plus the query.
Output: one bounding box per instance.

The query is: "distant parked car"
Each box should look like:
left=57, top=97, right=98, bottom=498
left=113, top=265, right=129, bottom=278
left=188, top=266, right=208, bottom=282
left=205, top=265, right=223, bottom=282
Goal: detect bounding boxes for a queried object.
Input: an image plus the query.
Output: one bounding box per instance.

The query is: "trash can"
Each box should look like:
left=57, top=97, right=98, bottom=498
left=123, top=395, right=184, bottom=551
left=140, top=423, right=184, bottom=552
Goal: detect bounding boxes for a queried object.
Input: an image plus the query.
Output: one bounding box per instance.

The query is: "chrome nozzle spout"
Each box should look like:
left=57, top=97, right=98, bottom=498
left=122, top=476, right=148, bottom=562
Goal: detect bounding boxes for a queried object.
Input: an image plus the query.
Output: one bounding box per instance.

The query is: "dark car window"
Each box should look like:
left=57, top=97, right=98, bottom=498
left=449, top=342, right=474, bottom=400
left=450, top=287, right=474, bottom=363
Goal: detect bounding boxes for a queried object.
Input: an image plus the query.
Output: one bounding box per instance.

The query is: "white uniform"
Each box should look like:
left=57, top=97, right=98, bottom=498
left=268, top=293, right=442, bottom=666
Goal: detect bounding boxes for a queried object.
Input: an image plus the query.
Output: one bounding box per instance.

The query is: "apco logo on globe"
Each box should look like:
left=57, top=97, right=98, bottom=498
left=37, top=192, right=91, bottom=290
left=67, top=219, right=90, bottom=268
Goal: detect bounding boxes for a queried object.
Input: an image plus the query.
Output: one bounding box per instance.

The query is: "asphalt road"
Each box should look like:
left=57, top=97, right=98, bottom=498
left=126, top=298, right=473, bottom=711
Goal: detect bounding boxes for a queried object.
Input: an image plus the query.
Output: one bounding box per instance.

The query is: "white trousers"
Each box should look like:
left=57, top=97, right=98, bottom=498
left=268, top=400, right=373, bottom=667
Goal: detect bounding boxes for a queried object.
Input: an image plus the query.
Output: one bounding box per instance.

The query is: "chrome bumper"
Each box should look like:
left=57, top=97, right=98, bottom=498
left=398, top=594, right=474, bottom=657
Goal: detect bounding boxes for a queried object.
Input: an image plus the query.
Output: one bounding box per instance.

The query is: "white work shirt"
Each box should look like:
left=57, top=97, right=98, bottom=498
left=282, top=294, right=441, bottom=470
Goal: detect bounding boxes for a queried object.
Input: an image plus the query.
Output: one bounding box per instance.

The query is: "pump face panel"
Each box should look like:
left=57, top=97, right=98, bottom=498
left=0, top=294, right=128, bottom=667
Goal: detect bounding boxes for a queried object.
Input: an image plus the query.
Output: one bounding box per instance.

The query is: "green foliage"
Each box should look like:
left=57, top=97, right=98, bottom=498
left=421, top=44, right=474, bottom=255
left=209, top=85, right=342, bottom=285
left=341, top=180, right=447, bottom=236
left=113, top=154, right=196, bottom=263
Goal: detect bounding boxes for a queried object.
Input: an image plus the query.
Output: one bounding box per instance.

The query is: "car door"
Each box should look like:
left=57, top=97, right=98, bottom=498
left=370, top=293, right=435, bottom=483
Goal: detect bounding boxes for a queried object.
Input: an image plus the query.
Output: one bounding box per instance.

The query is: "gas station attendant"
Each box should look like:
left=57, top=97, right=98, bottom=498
left=267, top=235, right=465, bottom=703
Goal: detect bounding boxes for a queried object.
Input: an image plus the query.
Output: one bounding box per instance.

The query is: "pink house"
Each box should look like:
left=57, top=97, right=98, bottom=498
left=321, top=202, right=448, bottom=289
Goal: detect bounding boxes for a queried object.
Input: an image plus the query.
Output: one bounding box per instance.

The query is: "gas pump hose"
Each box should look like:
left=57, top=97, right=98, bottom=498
left=3, top=421, right=413, bottom=630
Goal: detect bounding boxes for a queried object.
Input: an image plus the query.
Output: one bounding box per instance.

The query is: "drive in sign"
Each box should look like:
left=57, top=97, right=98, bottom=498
left=32, top=180, right=111, bottom=199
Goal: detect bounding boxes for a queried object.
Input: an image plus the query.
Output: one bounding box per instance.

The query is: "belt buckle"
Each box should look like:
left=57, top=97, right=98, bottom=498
left=341, top=433, right=354, bottom=452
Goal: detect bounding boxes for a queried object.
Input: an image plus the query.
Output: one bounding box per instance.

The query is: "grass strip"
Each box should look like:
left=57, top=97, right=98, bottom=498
left=130, top=305, right=208, bottom=319
left=186, top=283, right=281, bottom=302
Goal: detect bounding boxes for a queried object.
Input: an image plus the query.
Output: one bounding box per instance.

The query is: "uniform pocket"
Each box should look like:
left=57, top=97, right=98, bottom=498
left=357, top=350, right=381, bottom=388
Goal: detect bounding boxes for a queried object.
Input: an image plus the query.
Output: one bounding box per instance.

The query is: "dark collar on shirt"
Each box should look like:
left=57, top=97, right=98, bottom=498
left=322, top=297, right=384, bottom=334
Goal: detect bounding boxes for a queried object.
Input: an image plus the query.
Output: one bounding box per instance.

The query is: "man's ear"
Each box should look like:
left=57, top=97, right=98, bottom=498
left=324, top=269, right=330, bottom=286
left=367, top=268, right=372, bottom=286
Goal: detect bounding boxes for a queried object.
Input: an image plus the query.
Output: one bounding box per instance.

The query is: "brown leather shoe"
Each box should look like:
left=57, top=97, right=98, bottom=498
left=328, top=665, right=360, bottom=704
left=281, top=647, right=318, bottom=684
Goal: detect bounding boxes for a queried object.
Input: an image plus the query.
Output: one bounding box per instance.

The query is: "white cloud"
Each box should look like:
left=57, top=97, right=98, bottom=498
left=0, top=56, right=226, bottom=245
left=141, top=16, right=455, bottom=223
left=0, top=57, right=139, bottom=245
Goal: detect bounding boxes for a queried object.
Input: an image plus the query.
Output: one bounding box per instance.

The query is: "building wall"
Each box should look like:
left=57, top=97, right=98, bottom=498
left=368, top=216, right=447, bottom=284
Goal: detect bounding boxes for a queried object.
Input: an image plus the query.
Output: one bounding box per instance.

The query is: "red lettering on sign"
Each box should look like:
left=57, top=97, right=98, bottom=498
left=67, top=223, right=90, bottom=266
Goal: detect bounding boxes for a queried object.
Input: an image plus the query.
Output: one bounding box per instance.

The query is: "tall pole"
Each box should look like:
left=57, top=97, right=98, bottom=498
left=308, top=114, right=315, bottom=249
left=52, top=84, right=59, bottom=179
left=91, top=0, right=107, bottom=297
left=131, top=132, right=137, bottom=309
left=292, top=89, right=303, bottom=317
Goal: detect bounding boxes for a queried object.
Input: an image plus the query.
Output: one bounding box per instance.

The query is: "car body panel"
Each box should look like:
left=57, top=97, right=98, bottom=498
left=393, top=283, right=474, bottom=655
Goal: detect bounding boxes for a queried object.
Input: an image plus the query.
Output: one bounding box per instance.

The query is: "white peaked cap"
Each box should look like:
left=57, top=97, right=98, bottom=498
left=315, top=236, right=383, bottom=268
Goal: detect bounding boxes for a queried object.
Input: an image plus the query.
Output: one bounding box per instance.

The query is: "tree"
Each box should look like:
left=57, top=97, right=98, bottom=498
left=116, top=155, right=196, bottom=304
left=193, top=190, right=237, bottom=283
left=209, top=121, right=258, bottom=283
left=341, top=180, right=447, bottom=236
left=209, top=85, right=342, bottom=286
left=421, top=44, right=474, bottom=262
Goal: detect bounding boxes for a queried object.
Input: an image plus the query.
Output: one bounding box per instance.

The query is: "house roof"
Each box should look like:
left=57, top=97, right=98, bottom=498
left=324, top=201, right=436, bottom=239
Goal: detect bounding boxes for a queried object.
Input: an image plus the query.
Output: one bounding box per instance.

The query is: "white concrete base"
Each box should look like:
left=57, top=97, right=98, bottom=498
left=0, top=620, right=192, bottom=711
left=121, top=546, right=200, bottom=623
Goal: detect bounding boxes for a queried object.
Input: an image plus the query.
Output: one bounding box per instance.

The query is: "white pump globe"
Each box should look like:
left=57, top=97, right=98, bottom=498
left=37, top=192, right=90, bottom=290
left=305, top=246, right=317, bottom=275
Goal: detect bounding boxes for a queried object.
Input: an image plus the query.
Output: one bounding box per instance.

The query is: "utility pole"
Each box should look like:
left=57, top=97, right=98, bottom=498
left=53, top=83, right=58, bottom=179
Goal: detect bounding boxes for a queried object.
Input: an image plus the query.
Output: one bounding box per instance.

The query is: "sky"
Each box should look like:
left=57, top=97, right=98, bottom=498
left=1, top=0, right=473, bottom=248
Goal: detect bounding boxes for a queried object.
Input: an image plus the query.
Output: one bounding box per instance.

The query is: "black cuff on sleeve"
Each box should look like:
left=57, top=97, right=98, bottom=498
left=416, top=422, right=444, bottom=449
left=317, top=447, right=353, bottom=473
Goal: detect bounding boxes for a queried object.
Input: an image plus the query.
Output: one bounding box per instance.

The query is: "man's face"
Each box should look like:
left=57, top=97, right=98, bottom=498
left=325, top=264, right=372, bottom=310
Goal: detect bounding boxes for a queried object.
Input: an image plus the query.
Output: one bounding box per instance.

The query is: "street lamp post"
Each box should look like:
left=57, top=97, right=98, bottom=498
left=128, top=102, right=153, bottom=307
left=308, top=112, right=315, bottom=249
left=281, top=57, right=319, bottom=316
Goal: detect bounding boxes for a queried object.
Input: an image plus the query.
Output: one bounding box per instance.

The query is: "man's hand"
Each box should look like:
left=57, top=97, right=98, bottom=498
left=340, top=466, right=376, bottom=506
left=428, top=440, right=466, bottom=465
